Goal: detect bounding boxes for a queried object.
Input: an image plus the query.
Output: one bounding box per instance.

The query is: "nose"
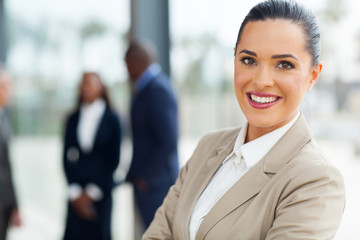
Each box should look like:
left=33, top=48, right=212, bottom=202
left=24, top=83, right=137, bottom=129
left=253, top=67, right=274, bottom=89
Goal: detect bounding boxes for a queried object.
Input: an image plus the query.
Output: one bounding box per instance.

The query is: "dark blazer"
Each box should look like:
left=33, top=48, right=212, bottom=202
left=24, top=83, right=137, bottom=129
left=143, top=113, right=345, bottom=240
left=63, top=106, right=121, bottom=195
left=127, top=72, right=179, bottom=227
left=63, top=105, right=121, bottom=240
left=0, top=110, right=17, bottom=239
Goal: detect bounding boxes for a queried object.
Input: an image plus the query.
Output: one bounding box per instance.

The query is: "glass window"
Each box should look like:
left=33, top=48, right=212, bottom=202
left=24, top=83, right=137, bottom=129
left=6, top=0, right=130, bottom=135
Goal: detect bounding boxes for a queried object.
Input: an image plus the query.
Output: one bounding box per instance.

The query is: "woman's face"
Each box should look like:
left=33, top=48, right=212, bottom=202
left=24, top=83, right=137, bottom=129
left=234, top=19, right=322, bottom=139
left=80, top=73, right=103, bottom=104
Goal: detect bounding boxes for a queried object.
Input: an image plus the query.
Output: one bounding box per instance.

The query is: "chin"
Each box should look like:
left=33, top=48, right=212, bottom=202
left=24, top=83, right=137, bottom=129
left=249, top=120, right=278, bottom=129
left=246, top=114, right=280, bottom=128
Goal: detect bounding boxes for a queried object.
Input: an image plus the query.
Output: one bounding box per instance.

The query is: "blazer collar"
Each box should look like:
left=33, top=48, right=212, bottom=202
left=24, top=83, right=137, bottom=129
left=197, top=128, right=240, bottom=171
left=262, top=112, right=313, bottom=174
left=195, top=113, right=312, bottom=239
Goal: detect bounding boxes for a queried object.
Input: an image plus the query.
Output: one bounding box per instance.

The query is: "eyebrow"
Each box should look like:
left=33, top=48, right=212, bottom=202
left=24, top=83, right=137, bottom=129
left=239, top=49, right=257, bottom=56
left=271, top=54, right=299, bottom=61
left=239, top=50, right=299, bottom=62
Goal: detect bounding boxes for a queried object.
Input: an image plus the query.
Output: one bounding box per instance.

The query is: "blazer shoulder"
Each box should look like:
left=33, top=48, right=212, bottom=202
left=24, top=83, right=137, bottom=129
left=148, top=73, right=174, bottom=93
left=279, top=141, right=345, bottom=206
left=104, top=107, right=120, bottom=120
left=64, top=109, right=79, bottom=127
left=65, top=108, right=79, bottom=120
left=281, top=138, right=344, bottom=188
left=293, top=138, right=335, bottom=168
left=99, top=107, right=122, bottom=133
left=192, top=126, right=241, bottom=157
left=200, top=126, right=241, bottom=144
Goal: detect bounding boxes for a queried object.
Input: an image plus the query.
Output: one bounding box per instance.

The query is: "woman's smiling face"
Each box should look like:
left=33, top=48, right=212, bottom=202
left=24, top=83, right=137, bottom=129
left=234, top=19, right=322, bottom=141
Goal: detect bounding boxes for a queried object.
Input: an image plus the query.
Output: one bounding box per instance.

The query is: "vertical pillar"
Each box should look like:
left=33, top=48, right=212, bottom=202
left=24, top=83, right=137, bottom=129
left=0, top=0, right=6, bottom=64
left=130, top=0, right=170, bottom=76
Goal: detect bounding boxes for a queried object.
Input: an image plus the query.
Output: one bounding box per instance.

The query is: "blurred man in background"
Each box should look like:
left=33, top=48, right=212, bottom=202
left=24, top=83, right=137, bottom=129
left=124, top=40, right=179, bottom=235
left=0, top=69, right=21, bottom=240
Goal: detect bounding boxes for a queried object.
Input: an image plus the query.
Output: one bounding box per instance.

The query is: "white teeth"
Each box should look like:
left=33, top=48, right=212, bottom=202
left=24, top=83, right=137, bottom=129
left=250, top=94, right=277, bottom=103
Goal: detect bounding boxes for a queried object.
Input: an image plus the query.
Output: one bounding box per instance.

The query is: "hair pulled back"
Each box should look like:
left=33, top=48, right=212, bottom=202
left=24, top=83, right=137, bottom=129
left=235, top=0, right=320, bottom=66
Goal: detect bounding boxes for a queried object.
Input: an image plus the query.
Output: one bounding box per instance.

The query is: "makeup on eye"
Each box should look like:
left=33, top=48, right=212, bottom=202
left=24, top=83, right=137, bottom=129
left=238, top=53, right=297, bottom=70
left=276, top=61, right=295, bottom=70
left=238, top=49, right=299, bottom=65
left=240, top=56, right=257, bottom=66
left=239, top=56, right=295, bottom=70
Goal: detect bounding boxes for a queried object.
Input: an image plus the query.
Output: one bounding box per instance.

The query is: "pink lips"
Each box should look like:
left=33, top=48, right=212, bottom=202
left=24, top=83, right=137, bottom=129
left=246, top=91, right=282, bottom=109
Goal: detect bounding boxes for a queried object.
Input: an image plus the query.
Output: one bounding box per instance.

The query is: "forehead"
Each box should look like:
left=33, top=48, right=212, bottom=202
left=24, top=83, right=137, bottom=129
left=83, top=73, right=99, bottom=81
left=82, top=74, right=102, bottom=87
left=238, top=19, right=307, bottom=55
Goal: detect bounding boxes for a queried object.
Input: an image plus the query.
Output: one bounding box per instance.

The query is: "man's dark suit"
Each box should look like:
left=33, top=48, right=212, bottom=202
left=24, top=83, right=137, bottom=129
left=63, top=106, right=121, bottom=240
left=0, top=111, right=17, bottom=240
left=126, top=71, right=179, bottom=228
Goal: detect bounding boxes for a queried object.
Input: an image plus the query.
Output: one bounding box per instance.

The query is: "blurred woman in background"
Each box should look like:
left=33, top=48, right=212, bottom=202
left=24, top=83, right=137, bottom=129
left=62, top=72, right=121, bottom=240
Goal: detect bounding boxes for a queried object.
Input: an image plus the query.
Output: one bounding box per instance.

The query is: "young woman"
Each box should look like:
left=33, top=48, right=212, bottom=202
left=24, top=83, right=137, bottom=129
left=143, top=0, right=345, bottom=239
left=62, top=72, right=122, bottom=240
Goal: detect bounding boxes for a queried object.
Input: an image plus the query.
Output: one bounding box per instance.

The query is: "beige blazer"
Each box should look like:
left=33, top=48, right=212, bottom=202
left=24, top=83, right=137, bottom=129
left=143, top=114, right=345, bottom=240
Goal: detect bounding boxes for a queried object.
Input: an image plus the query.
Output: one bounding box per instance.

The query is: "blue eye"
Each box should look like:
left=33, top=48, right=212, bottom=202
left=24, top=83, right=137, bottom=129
left=240, top=57, right=257, bottom=66
left=277, top=61, right=295, bottom=70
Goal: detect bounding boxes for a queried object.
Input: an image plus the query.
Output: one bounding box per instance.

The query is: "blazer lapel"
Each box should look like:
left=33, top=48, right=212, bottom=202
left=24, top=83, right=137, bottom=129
left=92, top=107, right=108, bottom=150
left=196, top=161, right=269, bottom=239
left=182, top=130, right=238, bottom=240
left=195, top=113, right=312, bottom=239
left=263, top=113, right=312, bottom=174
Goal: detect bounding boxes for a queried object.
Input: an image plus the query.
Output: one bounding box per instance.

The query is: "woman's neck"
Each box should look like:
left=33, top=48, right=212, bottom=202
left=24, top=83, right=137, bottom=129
left=245, top=125, right=279, bottom=143
left=245, top=112, right=300, bottom=143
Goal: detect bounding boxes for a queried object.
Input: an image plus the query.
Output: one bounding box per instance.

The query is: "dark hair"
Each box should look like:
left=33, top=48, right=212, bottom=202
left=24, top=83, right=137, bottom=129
left=76, top=72, right=111, bottom=109
left=125, top=40, right=157, bottom=65
left=235, top=0, right=320, bottom=66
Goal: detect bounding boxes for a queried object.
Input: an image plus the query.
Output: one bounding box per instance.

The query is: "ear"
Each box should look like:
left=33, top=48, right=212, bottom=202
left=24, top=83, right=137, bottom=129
left=307, top=62, right=323, bottom=91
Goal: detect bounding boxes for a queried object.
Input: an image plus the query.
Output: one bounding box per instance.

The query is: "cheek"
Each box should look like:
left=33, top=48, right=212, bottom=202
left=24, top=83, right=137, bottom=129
left=276, top=75, right=308, bottom=102
left=95, top=88, right=103, bottom=97
left=234, top=67, right=251, bottom=92
left=234, top=67, right=253, bottom=111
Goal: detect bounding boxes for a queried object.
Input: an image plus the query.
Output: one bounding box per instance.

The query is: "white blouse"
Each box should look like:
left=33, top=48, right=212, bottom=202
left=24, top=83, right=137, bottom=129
left=77, top=99, right=106, bottom=152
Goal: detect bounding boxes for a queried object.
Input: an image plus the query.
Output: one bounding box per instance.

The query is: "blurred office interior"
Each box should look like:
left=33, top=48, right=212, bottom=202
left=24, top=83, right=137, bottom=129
left=2, top=0, right=360, bottom=239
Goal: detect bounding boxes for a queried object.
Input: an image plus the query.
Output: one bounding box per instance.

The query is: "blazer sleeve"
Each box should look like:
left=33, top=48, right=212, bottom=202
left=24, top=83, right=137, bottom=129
left=142, top=84, right=178, bottom=182
left=62, top=116, right=76, bottom=184
left=142, top=157, right=188, bottom=240
left=265, top=163, right=345, bottom=240
left=0, top=142, right=18, bottom=210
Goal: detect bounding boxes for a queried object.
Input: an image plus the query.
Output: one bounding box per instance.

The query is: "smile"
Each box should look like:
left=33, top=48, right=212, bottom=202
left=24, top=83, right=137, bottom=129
left=246, top=92, right=282, bottom=109
left=250, top=94, right=278, bottom=103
